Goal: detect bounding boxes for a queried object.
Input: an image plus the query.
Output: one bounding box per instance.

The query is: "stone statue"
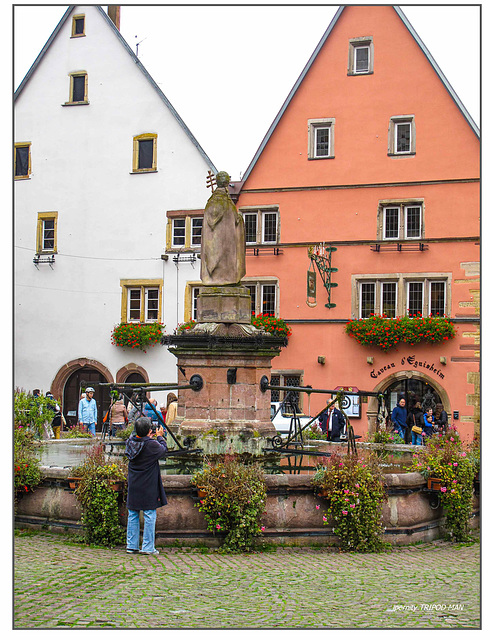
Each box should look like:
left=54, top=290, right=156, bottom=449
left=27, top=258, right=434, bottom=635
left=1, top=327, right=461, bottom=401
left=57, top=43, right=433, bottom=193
left=200, top=171, right=246, bottom=286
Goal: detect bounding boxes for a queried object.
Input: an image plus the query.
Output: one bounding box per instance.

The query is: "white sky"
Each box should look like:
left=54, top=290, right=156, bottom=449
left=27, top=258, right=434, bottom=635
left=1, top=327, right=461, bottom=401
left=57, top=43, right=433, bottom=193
left=12, top=2, right=481, bottom=182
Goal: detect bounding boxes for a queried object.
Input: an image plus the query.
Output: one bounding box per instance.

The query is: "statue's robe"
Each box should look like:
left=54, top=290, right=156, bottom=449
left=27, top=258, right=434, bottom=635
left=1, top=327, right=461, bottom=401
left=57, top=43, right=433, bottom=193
left=200, top=187, right=246, bottom=286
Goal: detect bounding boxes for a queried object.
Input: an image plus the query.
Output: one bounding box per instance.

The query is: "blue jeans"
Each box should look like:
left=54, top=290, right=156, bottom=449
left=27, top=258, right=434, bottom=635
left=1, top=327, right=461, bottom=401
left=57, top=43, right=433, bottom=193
left=394, top=426, right=405, bottom=440
left=83, top=422, right=96, bottom=436
left=127, top=509, right=157, bottom=552
left=412, top=431, right=423, bottom=445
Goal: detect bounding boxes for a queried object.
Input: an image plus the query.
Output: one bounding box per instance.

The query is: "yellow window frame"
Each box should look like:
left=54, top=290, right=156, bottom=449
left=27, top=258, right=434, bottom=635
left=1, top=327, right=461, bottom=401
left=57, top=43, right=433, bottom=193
left=36, top=212, right=58, bottom=254
left=65, top=71, right=88, bottom=105
left=71, top=14, right=86, bottom=37
left=120, top=279, right=163, bottom=323
left=132, top=134, right=158, bottom=173
left=14, top=142, right=31, bottom=179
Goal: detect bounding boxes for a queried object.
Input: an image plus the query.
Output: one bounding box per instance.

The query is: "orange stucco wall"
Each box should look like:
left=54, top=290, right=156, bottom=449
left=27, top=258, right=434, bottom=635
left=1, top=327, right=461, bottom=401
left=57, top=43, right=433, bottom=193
left=236, top=6, right=480, bottom=442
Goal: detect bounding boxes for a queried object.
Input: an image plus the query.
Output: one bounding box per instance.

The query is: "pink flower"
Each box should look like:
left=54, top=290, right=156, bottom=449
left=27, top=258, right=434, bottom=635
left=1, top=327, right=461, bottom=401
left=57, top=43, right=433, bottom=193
left=461, top=452, right=467, bottom=457
left=343, top=489, right=349, bottom=494
left=440, top=487, right=447, bottom=493
left=315, top=505, right=320, bottom=510
left=350, top=504, right=356, bottom=509
left=342, top=510, right=348, bottom=516
left=322, top=515, right=328, bottom=522
left=261, top=526, right=265, bottom=532
left=453, top=462, right=458, bottom=467
left=216, top=524, right=221, bottom=529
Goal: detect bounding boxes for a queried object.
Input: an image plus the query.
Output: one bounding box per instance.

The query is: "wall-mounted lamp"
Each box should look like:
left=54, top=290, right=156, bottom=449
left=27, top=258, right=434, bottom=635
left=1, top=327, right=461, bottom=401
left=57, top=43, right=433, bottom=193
left=367, top=357, right=374, bottom=365
left=318, top=356, right=326, bottom=365
left=440, top=357, right=447, bottom=365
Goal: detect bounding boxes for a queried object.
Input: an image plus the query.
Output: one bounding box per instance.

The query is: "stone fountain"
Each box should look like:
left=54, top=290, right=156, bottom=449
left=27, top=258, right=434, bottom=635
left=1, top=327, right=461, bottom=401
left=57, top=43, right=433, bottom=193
left=163, top=171, right=287, bottom=448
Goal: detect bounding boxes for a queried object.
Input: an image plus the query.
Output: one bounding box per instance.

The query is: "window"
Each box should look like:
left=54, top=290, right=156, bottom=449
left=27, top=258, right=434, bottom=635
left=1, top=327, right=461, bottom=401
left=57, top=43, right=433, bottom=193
left=120, top=280, right=163, bottom=323
left=353, top=274, right=450, bottom=318
left=348, top=37, right=374, bottom=75
left=191, top=217, right=203, bottom=246
left=243, top=279, right=279, bottom=316
left=239, top=207, right=279, bottom=244
left=244, top=212, right=258, bottom=244
left=172, top=219, right=186, bottom=247
left=308, top=118, right=335, bottom=159
left=378, top=201, right=423, bottom=240
left=71, top=14, right=85, bottom=37
left=14, top=143, right=31, bottom=179
left=132, top=134, right=157, bottom=173
left=36, top=212, right=58, bottom=254
left=388, top=116, right=415, bottom=156
left=63, top=71, right=88, bottom=105
left=166, top=211, right=205, bottom=251
left=270, top=372, right=303, bottom=413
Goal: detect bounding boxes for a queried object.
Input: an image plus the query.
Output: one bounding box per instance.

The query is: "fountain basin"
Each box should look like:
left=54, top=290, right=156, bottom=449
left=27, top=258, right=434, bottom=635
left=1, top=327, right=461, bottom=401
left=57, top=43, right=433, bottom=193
left=15, top=465, right=480, bottom=547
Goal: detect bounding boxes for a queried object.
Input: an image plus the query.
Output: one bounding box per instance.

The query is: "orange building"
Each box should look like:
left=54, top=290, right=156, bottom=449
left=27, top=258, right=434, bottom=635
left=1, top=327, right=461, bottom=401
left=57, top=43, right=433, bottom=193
left=233, top=6, right=480, bottom=441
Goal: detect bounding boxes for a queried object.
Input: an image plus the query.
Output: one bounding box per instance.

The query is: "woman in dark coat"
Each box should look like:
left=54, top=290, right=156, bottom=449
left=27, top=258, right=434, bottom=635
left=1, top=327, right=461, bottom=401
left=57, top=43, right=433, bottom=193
left=125, top=416, right=167, bottom=555
left=407, top=402, right=424, bottom=445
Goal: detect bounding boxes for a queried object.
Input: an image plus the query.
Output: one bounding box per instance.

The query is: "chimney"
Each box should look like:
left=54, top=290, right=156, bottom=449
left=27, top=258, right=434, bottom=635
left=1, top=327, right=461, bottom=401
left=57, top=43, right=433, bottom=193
left=108, top=5, right=120, bottom=30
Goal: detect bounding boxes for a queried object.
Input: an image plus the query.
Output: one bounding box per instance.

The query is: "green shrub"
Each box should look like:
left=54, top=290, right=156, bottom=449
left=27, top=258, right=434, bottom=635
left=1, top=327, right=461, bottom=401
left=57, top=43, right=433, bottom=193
left=192, top=455, right=267, bottom=553
left=72, top=443, right=128, bottom=547
left=410, top=428, right=477, bottom=541
left=313, top=453, right=387, bottom=552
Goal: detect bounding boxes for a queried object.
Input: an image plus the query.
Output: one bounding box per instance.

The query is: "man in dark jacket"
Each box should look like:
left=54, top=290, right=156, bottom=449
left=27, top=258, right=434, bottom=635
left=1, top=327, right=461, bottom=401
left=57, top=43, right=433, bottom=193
left=391, top=398, right=407, bottom=440
left=318, top=405, right=346, bottom=441
left=125, top=416, right=167, bottom=555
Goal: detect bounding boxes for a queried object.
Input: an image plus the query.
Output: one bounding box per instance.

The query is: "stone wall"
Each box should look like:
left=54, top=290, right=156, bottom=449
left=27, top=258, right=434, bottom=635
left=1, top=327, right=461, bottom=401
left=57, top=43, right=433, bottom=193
left=14, top=467, right=480, bottom=546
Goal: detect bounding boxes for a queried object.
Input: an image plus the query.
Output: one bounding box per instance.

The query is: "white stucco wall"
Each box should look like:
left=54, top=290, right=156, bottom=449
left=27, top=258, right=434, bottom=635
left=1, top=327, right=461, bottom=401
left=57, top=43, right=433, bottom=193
left=14, top=6, right=212, bottom=406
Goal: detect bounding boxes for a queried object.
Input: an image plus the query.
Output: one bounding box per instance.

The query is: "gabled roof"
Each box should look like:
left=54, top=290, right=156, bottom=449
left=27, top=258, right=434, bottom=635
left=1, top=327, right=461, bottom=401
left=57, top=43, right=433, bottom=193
left=14, top=5, right=218, bottom=173
left=240, top=5, right=479, bottom=185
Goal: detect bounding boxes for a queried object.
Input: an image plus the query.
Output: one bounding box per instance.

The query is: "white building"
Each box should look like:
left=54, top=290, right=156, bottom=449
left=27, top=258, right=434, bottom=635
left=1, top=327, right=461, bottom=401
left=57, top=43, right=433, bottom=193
left=14, top=5, right=217, bottom=427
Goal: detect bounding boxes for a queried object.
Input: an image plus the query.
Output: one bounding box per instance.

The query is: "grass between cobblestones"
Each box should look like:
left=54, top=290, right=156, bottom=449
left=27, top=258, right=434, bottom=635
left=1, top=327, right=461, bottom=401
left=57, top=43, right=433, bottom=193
left=14, top=530, right=480, bottom=629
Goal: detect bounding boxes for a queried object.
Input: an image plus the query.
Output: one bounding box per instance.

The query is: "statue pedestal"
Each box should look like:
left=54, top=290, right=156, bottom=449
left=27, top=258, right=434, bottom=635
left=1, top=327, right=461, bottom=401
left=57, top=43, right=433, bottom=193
left=197, top=286, right=251, bottom=324
left=165, top=330, right=285, bottom=438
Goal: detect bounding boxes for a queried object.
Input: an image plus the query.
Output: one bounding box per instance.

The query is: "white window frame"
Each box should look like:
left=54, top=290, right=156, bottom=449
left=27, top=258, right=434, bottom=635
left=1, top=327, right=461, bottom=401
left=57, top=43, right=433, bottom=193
left=172, top=218, right=186, bottom=247
left=239, top=207, right=280, bottom=245
left=144, top=287, right=160, bottom=323
left=191, top=217, right=203, bottom=247
left=353, top=274, right=449, bottom=319
left=262, top=211, right=278, bottom=244
left=388, top=115, right=416, bottom=156
left=121, top=279, right=163, bottom=324
left=380, top=281, right=398, bottom=318
left=242, top=279, right=279, bottom=316
left=244, top=212, right=258, bottom=244
left=379, top=201, right=424, bottom=241
left=348, top=37, right=374, bottom=75
left=308, top=118, right=335, bottom=159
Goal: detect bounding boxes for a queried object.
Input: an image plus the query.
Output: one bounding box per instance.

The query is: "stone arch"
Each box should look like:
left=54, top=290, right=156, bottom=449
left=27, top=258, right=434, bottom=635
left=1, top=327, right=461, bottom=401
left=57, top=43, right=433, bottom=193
left=366, top=370, right=451, bottom=436
left=51, top=358, right=114, bottom=401
left=116, top=363, right=149, bottom=384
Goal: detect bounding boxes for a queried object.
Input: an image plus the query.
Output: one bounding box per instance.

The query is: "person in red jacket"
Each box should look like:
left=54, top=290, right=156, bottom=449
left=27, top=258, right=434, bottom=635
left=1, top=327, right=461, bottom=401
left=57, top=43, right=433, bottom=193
left=125, top=416, right=167, bottom=555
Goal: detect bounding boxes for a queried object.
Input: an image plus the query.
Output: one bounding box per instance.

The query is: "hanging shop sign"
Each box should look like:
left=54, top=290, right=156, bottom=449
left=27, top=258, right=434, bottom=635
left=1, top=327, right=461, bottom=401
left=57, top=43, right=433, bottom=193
left=370, top=355, right=446, bottom=380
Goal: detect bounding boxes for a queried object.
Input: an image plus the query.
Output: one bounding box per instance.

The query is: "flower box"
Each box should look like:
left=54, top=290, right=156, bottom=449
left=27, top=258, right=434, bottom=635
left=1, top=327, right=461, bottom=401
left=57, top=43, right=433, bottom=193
left=67, top=477, right=81, bottom=490
left=109, top=480, right=125, bottom=492
left=427, top=477, right=444, bottom=491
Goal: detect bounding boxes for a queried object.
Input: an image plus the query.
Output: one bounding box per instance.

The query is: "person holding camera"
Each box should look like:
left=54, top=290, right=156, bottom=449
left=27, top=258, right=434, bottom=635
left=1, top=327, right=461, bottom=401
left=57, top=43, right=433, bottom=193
left=125, top=416, right=167, bottom=555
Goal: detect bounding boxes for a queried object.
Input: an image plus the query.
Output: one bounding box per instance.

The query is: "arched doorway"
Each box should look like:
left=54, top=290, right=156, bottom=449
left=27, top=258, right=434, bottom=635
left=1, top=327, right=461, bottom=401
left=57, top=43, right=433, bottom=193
left=384, top=377, right=442, bottom=415
left=366, top=371, right=450, bottom=436
left=63, top=368, right=111, bottom=432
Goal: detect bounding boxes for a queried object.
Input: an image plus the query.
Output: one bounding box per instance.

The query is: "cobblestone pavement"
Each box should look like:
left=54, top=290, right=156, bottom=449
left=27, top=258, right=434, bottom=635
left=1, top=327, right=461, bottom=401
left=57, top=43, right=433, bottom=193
left=14, top=531, right=480, bottom=629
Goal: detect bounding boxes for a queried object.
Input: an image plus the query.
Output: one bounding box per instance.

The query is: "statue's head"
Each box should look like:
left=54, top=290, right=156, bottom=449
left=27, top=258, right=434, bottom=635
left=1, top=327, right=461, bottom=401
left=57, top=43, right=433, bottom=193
left=216, top=171, right=230, bottom=188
